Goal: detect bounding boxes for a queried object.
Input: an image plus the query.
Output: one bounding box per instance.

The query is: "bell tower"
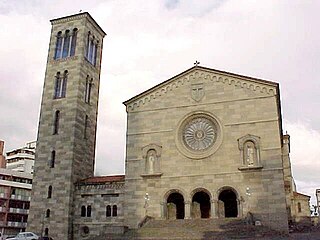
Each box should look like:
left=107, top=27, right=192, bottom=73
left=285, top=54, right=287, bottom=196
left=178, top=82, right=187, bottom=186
left=28, top=13, right=106, bottom=239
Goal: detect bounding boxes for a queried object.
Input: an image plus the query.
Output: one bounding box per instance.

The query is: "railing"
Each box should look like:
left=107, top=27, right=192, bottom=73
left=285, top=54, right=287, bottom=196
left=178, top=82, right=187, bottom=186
left=9, top=208, right=29, bottom=214
left=0, top=193, right=10, bottom=199
left=10, top=195, right=31, bottom=201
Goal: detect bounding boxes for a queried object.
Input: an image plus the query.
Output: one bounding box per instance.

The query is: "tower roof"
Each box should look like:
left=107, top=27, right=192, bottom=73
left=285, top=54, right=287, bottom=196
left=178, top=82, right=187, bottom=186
left=50, top=12, right=106, bottom=37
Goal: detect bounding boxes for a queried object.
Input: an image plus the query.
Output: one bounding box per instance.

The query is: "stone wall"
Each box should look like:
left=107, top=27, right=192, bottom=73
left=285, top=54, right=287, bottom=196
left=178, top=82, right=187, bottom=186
left=124, top=67, right=288, bottom=232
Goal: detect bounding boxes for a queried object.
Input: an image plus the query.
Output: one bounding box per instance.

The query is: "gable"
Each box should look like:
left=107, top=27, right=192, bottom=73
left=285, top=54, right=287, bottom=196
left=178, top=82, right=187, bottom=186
left=124, top=66, right=279, bottom=112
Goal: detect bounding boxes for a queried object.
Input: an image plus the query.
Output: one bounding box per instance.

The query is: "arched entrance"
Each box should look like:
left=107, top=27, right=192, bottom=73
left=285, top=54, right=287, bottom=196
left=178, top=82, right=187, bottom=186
left=192, top=191, right=211, bottom=218
left=167, top=192, right=185, bottom=219
left=218, top=188, right=238, bottom=218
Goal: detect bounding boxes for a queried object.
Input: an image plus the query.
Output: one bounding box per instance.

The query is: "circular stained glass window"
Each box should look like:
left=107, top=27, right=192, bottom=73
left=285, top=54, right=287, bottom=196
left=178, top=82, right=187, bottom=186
left=183, top=117, right=216, bottom=151
left=175, top=112, right=222, bottom=159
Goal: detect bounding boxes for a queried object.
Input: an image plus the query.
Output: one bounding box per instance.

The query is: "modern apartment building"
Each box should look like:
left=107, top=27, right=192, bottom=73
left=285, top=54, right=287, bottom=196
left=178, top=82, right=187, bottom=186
left=0, top=168, right=32, bottom=237
left=6, top=141, right=35, bottom=174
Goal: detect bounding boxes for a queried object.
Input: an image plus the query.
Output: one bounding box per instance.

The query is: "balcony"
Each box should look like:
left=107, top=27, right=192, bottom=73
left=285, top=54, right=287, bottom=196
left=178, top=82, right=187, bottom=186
left=0, top=207, right=6, bottom=212
left=9, top=208, right=29, bottom=214
left=0, top=193, right=9, bottom=199
left=7, top=221, right=27, bottom=228
left=10, top=195, right=31, bottom=201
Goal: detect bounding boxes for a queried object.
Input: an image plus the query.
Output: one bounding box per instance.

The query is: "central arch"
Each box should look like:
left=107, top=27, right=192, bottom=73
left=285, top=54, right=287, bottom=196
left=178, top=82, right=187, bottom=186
left=167, top=192, right=185, bottom=219
left=218, top=188, right=238, bottom=218
left=192, top=191, right=211, bottom=218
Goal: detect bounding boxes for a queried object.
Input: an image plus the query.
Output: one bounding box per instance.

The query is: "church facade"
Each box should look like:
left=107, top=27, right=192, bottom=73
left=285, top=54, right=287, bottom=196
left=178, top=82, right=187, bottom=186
left=26, top=12, right=305, bottom=240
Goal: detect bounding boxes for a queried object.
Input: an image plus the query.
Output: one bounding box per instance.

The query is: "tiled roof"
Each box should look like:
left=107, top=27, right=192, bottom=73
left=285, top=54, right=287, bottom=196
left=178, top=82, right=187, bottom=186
left=79, top=175, right=125, bottom=184
left=293, top=191, right=310, bottom=198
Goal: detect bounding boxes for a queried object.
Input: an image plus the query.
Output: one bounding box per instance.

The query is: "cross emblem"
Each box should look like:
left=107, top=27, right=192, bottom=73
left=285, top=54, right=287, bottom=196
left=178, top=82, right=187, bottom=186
left=194, top=60, right=200, bottom=66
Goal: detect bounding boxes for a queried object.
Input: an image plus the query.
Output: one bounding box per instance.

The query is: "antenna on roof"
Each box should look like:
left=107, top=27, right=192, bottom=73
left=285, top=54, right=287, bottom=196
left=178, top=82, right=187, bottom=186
left=194, top=60, right=200, bottom=66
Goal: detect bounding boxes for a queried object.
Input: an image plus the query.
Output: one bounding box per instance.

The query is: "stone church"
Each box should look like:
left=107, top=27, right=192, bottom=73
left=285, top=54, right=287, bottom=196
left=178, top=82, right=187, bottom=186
left=27, top=12, right=308, bottom=240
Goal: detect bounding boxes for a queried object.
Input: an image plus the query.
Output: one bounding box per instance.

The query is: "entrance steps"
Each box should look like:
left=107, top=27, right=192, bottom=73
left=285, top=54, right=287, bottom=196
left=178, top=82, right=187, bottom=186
left=96, top=218, right=286, bottom=239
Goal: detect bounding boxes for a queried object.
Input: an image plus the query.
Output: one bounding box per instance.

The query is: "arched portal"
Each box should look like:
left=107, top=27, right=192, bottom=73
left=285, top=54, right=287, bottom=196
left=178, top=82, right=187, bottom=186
left=167, top=192, right=185, bottom=219
left=192, top=191, right=211, bottom=218
left=218, top=189, right=238, bottom=218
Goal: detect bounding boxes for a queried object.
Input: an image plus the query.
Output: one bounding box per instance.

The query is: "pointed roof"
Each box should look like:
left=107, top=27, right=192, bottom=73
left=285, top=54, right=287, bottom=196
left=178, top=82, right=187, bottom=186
left=293, top=191, right=311, bottom=199
left=123, top=65, right=278, bottom=106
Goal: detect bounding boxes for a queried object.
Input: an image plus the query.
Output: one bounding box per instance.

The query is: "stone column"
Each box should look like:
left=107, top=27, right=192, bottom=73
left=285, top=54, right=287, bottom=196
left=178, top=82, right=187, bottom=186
left=237, top=198, right=243, bottom=217
left=160, top=202, right=166, bottom=219
left=184, top=201, right=191, bottom=219
left=211, top=199, right=218, bottom=218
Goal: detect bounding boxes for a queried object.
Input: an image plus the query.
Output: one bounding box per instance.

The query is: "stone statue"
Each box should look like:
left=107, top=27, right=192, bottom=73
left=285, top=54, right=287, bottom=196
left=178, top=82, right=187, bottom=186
left=246, top=143, right=254, bottom=166
left=147, top=150, right=156, bottom=174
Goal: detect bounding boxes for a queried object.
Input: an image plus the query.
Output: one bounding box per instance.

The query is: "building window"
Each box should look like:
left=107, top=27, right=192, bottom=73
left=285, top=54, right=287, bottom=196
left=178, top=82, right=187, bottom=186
left=46, top=209, right=50, bottom=218
left=84, top=115, right=89, bottom=139
left=54, top=70, right=68, bottom=99
left=53, top=110, right=60, bottom=135
left=106, top=205, right=117, bottom=217
left=86, top=32, right=98, bottom=66
left=106, top=205, right=111, bottom=217
left=87, top=205, right=91, bottom=217
left=47, top=186, right=52, bottom=199
left=54, top=28, right=78, bottom=60
left=112, top=205, right=117, bottom=217
left=81, top=206, right=86, bottom=217
left=85, top=76, right=93, bottom=104
left=44, top=228, right=49, bottom=236
left=298, top=202, right=302, bottom=213
left=50, top=151, right=55, bottom=168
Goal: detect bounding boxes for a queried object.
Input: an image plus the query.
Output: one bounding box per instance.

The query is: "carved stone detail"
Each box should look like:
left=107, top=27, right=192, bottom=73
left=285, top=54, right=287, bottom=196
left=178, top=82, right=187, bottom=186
left=183, top=117, right=216, bottom=151
left=176, top=111, right=223, bottom=159
left=126, top=69, right=277, bottom=111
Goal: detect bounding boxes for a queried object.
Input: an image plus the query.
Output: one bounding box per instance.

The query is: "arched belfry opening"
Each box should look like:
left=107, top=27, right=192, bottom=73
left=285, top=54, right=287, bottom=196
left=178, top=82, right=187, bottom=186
left=192, top=191, right=211, bottom=218
left=166, top=192, right=185, bottom=219
left=218, top=188, right=238, bottom=218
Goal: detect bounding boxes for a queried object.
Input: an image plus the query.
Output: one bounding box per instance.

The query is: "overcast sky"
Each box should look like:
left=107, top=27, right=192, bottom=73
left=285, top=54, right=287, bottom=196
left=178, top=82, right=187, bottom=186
left=1, top=0, right=319, bottom=205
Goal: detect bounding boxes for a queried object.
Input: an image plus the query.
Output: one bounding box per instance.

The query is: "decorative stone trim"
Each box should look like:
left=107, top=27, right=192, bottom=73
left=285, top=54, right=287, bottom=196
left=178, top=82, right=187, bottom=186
left=140, top=173, right=163, bottom=178
left=126, top=70, right=277, bottom=112
left=175, top=111, right=223, bottom=159
left=50, top=56, right=78, bottom=64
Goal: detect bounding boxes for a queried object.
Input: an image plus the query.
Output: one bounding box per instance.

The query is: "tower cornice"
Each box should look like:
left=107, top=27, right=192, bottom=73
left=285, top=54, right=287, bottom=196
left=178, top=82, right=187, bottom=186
left=50, top=12, right=106, bottom=37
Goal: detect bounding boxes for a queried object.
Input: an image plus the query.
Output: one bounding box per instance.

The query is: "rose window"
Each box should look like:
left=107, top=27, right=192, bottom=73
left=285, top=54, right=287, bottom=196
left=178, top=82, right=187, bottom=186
left=183, top=117, right=216, bottom=151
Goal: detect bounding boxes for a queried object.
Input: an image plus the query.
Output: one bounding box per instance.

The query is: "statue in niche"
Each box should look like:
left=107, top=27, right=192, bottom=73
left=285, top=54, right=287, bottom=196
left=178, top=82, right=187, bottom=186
left=245, top=141, right=255, bottom=166
left=147, top=150, right=156, bottom=174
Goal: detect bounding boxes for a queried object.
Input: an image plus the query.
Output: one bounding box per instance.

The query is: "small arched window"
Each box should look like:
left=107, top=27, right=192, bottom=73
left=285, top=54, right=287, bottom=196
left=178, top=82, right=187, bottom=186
left=112, top=205, right=117, bottom=217
left=62, top=30, right=70, bottom=58
left=87, top=205, right=91, bottom=217
left=298, top=202, right=302, bottom=213
left=46, top=209, right=50, bottom=218
left=106, top=205, right=111, bottom=217
left=81, top=206, right=86, bottom=217
left=86, top=32, right=98, bottom=66
left=70, top=28, right=78, bottom=56
left=54, top=32, right=63, bottom=59
left=84, top=115, right=89, bottom=139
left=50, top=150, right=55, bottom=168
left=85, top=76, right=93, bottom=104
left=53, top=110, right=60, bottom=134
left=45, top=228, right=49, bottom=236
left=47, top=186, right=52, bottom=199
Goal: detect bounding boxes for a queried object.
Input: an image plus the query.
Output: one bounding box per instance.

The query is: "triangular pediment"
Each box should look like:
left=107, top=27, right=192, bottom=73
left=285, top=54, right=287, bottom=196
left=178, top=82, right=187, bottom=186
left=124, top=66, right=279, bottom=112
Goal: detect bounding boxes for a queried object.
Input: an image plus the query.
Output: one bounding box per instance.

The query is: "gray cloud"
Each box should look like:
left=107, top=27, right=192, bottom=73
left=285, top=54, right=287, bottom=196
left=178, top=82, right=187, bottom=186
left=1, top=0, right=319, bottom=204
